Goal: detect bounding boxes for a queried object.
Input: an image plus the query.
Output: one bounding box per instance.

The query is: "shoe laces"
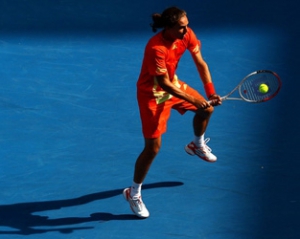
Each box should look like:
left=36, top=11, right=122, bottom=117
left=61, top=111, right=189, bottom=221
left=131, top=197, right=145, bottom=209
left=202, top=138, right=212, bottom=153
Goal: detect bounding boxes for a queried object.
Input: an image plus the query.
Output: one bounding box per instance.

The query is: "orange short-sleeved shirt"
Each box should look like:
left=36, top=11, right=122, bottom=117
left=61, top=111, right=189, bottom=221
left=137, top=27, right=201, bottom=103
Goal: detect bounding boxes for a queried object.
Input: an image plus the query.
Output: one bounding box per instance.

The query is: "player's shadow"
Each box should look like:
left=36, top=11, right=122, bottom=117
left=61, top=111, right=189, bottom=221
left=0, top=181, right=183, bottom=235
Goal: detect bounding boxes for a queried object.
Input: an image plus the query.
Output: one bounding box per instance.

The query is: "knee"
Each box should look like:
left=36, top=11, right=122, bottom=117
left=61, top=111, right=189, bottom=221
left=205, top=105, right=214, bottom=113
left=196, top=105, right=214, bottom=118
left=144, top=139, right=161, bottom=157
left=207, top=105, right=214, bottom=115
left=148, top=143, right=161, bottom=157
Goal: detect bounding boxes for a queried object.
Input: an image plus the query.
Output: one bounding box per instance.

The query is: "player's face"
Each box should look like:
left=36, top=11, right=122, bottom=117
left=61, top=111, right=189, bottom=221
left=169, top=15, right=189, bottom=40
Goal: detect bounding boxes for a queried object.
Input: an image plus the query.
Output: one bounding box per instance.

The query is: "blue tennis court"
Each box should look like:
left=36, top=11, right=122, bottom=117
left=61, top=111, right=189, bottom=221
left=0, top=0, right=299, bottom=238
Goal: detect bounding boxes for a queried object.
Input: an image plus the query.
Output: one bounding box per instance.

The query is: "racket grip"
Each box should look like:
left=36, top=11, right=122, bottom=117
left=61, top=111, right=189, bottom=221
left=208, top=96, right=224, bottom=106
left=207, top=99, right=218, bottom=106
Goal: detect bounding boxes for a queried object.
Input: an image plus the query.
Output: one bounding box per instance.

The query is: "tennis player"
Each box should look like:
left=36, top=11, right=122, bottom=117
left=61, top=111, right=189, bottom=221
left=123, top=6, right=222, bottom=218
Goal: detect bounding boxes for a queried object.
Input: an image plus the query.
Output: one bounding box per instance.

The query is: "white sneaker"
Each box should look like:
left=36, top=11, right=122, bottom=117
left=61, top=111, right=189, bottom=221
left=185, top=138, right=217, bottom=163
left=123, top=188, right=150, bottom=218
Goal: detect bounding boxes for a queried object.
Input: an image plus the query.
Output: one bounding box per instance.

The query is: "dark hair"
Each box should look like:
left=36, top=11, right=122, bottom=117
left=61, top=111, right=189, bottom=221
left=150, top=7, right=187, bottom=32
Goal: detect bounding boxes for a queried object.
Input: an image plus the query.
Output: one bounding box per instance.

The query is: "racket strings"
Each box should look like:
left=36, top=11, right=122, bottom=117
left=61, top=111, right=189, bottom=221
left=239, top=73, right=281, bottom=102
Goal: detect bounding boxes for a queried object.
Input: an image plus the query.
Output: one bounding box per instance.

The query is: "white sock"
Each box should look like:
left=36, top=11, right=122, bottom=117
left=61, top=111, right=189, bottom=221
left=193, top=134, right=205, bottom=147
left=130, top=181, right=142, bottom=199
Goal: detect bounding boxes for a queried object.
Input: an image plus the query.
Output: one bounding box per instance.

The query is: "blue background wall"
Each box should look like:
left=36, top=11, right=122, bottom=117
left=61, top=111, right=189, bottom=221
left=0, top=0, right=299, bottom=238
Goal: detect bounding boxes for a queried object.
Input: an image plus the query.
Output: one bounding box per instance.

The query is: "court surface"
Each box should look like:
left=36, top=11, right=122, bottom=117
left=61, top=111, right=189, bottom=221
left=0, top=0, right=299, bottom=238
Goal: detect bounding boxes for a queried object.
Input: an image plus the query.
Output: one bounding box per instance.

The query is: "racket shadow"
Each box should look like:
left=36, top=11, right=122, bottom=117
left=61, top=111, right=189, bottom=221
left=0, top=181, right=183, bottom=235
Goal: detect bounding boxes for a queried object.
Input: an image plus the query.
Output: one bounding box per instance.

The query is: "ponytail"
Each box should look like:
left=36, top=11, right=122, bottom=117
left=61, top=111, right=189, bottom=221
left=150, top=13, right=164, bottom=32
left=150, top=7, right=186, bottom=32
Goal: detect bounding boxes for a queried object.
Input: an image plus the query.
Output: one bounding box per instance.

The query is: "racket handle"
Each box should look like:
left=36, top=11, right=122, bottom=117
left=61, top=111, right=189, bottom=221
left=207, top=99, right=218, bottom=106
left=208, top=96, right=224, bottom=106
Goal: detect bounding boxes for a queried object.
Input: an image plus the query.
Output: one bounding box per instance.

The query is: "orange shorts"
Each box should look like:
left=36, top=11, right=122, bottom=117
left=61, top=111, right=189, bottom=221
left=137, top=83, right=205, bottom=138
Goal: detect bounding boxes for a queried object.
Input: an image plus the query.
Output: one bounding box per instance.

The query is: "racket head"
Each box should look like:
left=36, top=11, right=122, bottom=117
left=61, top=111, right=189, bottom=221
left=238, top=70, right=282, bottom=103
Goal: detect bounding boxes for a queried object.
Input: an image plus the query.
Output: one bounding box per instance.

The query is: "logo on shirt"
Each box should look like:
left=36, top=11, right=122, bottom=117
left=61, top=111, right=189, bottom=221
left=156, top=67, right=167, bottom=74
left=192, top=45, right=200, bottom=54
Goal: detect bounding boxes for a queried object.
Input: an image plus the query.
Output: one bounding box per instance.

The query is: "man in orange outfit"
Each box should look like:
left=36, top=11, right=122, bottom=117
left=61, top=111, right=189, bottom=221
left=123, top=6, right=222, bottom=218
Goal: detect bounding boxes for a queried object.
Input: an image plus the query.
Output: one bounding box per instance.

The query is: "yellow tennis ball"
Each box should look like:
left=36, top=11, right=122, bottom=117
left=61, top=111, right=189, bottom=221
left=259, top=83, right=269, bottom=93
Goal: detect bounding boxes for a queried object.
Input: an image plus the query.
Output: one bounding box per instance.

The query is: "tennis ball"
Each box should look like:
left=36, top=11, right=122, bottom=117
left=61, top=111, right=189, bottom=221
left=259, top=83, right=269, bottom=94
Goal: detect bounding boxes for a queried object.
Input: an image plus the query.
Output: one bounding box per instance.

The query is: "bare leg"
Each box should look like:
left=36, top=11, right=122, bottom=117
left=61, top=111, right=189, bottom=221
left=133, top=137, right=161, bottom=184
left=193, top=106, right=214, bottom=137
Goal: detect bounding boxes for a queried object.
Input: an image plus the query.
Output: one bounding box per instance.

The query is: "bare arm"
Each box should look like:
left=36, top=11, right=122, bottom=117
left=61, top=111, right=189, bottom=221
left=192, top=51, right=212, bottom=85
left=192, top=51, right=222, bottom=105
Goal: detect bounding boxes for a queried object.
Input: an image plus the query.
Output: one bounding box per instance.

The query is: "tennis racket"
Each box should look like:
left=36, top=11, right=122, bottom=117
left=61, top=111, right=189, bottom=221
left=209, top=70, right=281, bottom=104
